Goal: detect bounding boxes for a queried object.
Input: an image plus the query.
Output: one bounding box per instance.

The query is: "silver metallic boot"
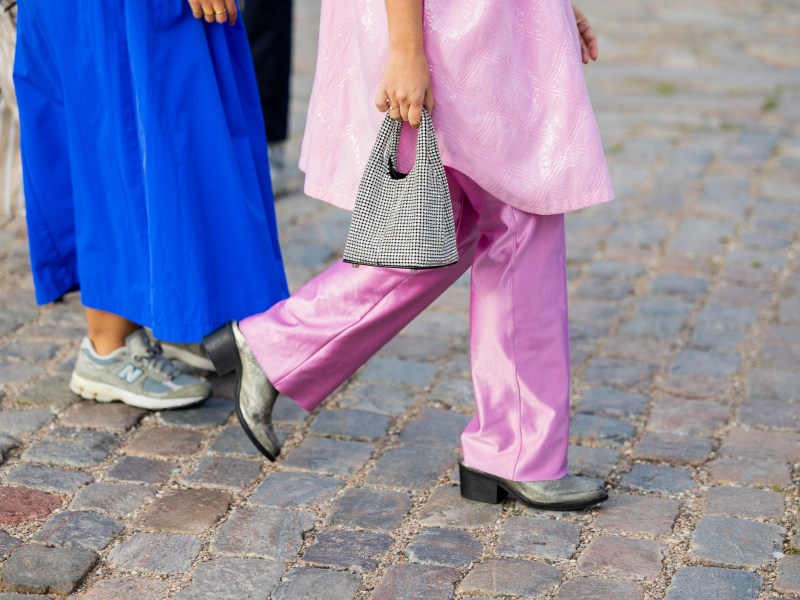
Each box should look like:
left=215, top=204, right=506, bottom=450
left=459, top=462, right=608, bottom=510
left=204, top=322, right=281, bottom=460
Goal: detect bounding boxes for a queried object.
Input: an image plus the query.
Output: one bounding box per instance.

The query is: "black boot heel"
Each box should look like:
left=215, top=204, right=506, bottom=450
left=459, top=463, right=508, bottom=504
left=203, top=323, right=241, bottom=377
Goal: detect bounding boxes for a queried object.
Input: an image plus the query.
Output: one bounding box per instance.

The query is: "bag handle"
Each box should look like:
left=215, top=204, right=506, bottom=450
left=381, top=108, right=437, bottom=176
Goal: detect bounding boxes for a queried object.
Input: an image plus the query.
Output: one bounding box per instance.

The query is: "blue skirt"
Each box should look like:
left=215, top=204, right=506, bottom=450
left=14, top=0, right=289, bottom=342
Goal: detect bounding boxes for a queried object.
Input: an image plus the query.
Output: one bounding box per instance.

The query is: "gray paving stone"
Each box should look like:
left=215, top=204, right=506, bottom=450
left=406, top=527, right=482, bottom=568
left=707, top=456, right=792, bottom=487
left=428, top=377, right=475, bottom=410
left=328, top=488, right=412, bottom=531
left=380, top=334, right=454, bottom=361
left=125, top=427, right=205, bottom=458
left=210, top=426, right=263, bottom=456
left=418, top=486, right=503, bottom=529
left=0, top=433, right=18, bottom=460
left=0, top=409, right=53, bottom=435
left=360, top=358, right=437, bottom=387
left=0, top=342, right=59, bottom=362
left=310, top=408, right=390, bottom=440
left=633, top=432, right=713, bottom=465
left=366, top=445, right=459, bottom=489
left=577, top=387, right=649, bottom=418
left=211, top=506, right=314, bottom=559
left=618, top=315, right=685, bottom=339
left=59, top=402, right=145, bottom=431
left=670, top=349, right=741, bottom=379
left=497, top=517, right=581, bottom=560
left=303, top=530, right=392, bottom=571
left=647, top=398, right=729, bottom=436
left=691, top=516, right=784, bottom=568
left=775, top=556, right=800, bottom=596
left=0, top=545, right=97, bottom=594
left=650, top=275, right=709, bottom=298
left=22, top=428, right=120, bottom=467
left=578, top=536, right=665, bottom=579
left=0, top=364, right=45, bottom=387
left=704, top=486, right=784, bottom=519
left=620, top=464, right=695, bottom=494
left=33, top=510, right=123, bottom=551
left=282, top=436, right=374, bottom=476
left=575, top=276, right=635, bottom=301
left=4, top=463, right=92, bottom=493
left=158, top=397, right=233, bottom=427
left=594, top=493, right=680, bottom=536
left=249, top=471, right=345, bottom=508
left=0, top=593, right=54, bottom=600
left=80, top=577, right=169, bottom=600
left=720, top=428, right=799, bottom=462
left=583, top=358, right=657, bottom=389
left=459, top=558, right=562, bottom=598
left=0, top=531, right=20, bottom=560
left=108, top=532, right=200, bottom=575
left=568, top=445, right=620, bottom=479
left=14, top=375, right=80, bottom=409
left=337, top=383, right=418, bottom=415
left=272, top=395, right=308, bottom=424
left=372, top=564, right=461, bottom=600
left=400, top=407, right=471, bottom=447
left=70, top=482, right=154, bottom=517
left=135, top=488, right=231, bottom=534
left=570, top=414, right=635, bottom=447
left=173, top=557, right=285, bottom=600
left=665, top=566, right=760, bottom=600
left=689, top=326, right=747, bottom=351
left=182, top=456, right=262, bottom=489
left=555, top=577, right=644, bottom=600
left=106, top=456, right=176, bottom=484
left=745, top=368, right=800, bottom=403
left=696, top=304, right=758, bottom=329
left=272, top=567, right=361, bottom=600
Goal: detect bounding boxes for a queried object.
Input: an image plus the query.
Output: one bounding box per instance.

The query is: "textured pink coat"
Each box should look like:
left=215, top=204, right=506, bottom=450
left=299, top=0, right=615, bottom=215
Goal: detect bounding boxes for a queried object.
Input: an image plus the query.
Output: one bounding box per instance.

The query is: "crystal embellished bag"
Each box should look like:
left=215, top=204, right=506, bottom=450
left=343, top=108, right=458, bottom=270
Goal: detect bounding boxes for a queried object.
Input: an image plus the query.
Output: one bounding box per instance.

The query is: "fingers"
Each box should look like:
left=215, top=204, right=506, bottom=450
left=375, top=89, right=390, bottom=113
left=225, top=0, right=238, bottom=25
left=187, top=0, right=204, bottom=20
left=579, top=32, right=590, bottom=64
left=211, top=1, right=228, bottom=24
left=423, top=87, right=435, bottom=115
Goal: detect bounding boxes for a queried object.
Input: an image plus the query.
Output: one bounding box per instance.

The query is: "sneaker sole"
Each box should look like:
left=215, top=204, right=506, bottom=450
left=160, top=345, right=215, bottom=372
left=69, top=372, right=208, bottom=410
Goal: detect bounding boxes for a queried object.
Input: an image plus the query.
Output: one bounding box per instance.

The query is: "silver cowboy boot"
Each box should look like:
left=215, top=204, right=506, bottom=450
left=459, top=462, right=608, bottom=510
left=204, top=322, right=281, bottom=460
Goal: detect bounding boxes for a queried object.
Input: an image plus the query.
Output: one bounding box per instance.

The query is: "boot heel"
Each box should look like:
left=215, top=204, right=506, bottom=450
left=459, top=463, right=508, bottom=504
left=203, top=323, right=240, bottom=376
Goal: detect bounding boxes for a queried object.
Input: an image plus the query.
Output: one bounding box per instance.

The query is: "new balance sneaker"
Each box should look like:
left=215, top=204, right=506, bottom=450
left=69, top=329, right=210, bottom=410
left=143, top=328, right=214, bottom=372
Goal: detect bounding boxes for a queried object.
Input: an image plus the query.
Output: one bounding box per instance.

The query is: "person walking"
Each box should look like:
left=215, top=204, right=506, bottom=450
left=14, top=0, right=289, bottom=410
left=205, top=0, right=614, bottom=510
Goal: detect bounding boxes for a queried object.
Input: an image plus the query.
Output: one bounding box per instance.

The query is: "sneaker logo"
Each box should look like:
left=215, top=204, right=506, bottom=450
left=118, top=363, right=144, bottom=384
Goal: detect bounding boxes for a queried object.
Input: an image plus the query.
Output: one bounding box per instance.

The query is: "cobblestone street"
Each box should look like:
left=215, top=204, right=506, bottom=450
left=1, top=0, right=799, bottom=598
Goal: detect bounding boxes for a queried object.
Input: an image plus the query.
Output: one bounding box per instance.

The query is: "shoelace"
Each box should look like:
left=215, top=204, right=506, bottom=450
left=134, top=341, right=181, bottom=380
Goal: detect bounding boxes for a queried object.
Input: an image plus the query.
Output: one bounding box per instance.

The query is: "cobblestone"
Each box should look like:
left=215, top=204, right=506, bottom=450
left=632, top=432, right=713, bottom=465
left=135, top=488, right=231, bottom=534
left=13, top=376, right=79, bottom=409
left=108, top=533, right=200, bottom=575
left=281, top=437, right=374, bottom=476
left=181, top=456, right=262, bottom=489
left=0, top=487, right=61, bottom=525
left=703, top=486, right=784, bottom=520
left=666, top=566, right=760, bottom=600
left=249, top=471, right=344, bottom=508
left=303, top=530, right=392, bottom=572
left=620, top=464, right=695, bottom=494
left=0, top=545, right=97, bottom=594
left=80, top=578, right=169, bottom=600
left=691, top=516, right=784, bottom=568
left=310, top=408, right=391, bottom=440
left=407, top=527, right=482, bottom=568
left=372, top=564, right=460, bottom=600
left=158, top=397, right=233, bottom=427
left=106, top=456, right=175, bottom=484
left=578, top=536, right=666, bottom=580
left=497, top=517, right=581, bottom=560
left=576, top=387, right=648, bottom=418
left=328, top=488, right=412, bottom=531
left=125, top=427, right=205, bottom=458
left=418, top=486, right=503, bottom=529
left=567, top=445, right=620, bottom=479
left=570, top=414, right=636, bottom=447
left=774, top=556, right=800, bottom=596
left=173, top=557, right=285, bottom=600
left=555, top=578, right=644, bottom=600
left=460, top=558, right=562, bottom=598
left=70, top=482, right=154, bottom=517
left=0, top=531, right=20, bottom=559
left=59, top=402, right=144, bottom=431
left=594, top=493, right=680, bottom=536
left=366, top=445, right=459, bottom=489
left=272, top=567, right=361, bottom=600
left=4, top=463, right=92, bottom=493
left=0, top=409, right=53, bottom=435
left=707, top=457, right=792, bottom=488
left=33, top=510, right=122, bottom=551
left=211, top=506, right=314, bottom=559
left=22, top=429, right=119, bottom=467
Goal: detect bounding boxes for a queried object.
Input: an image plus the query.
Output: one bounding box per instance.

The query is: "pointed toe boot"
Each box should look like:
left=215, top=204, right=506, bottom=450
left=204, top=322, right=281, bottom=461
left=459, top=462, right=608, bottom=511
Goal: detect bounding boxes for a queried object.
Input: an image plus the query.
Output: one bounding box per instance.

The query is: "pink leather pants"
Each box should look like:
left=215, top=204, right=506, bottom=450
left=240, top=168, right=570, bottom=481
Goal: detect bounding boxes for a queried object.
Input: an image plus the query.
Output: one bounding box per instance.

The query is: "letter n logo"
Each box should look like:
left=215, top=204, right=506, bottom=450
left=118, top=364, right=144, bottom=384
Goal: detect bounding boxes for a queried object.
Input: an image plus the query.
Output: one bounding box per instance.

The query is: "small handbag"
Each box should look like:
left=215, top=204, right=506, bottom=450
left=343, top=108, right=458, bottom=270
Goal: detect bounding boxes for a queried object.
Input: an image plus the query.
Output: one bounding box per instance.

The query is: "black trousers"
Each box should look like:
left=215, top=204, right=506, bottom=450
left=244, top=0, right=292, bottom=143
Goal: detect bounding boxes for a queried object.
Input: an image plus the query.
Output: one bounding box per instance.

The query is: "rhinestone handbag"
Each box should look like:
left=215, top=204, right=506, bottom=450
left=343, top=108, right=458, bottom=270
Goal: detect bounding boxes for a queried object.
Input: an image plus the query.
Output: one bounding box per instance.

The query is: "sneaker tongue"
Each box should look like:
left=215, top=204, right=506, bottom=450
left=125, top=329, right=152, bottom=358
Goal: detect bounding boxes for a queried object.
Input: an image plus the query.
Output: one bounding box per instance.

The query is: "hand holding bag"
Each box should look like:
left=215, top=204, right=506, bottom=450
left=343, top=108, right=458, bottom=270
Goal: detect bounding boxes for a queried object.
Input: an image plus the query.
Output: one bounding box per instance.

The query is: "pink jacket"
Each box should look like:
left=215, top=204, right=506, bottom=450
left=299, top=0, right=614, bottom=215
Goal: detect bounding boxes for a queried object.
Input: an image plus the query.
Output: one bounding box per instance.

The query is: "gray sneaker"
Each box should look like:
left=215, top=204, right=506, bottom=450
left=143, top=328, right=214, bottom=372
left=69, top=329, right=210, bottom=410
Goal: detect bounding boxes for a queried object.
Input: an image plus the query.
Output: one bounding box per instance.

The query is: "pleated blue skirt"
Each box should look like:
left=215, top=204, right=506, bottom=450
left=14, top=0, right=289, bottom=342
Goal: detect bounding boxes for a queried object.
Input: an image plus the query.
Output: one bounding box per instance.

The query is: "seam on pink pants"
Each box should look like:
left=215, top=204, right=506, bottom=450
left=508, top=206, right=525, bottom=482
